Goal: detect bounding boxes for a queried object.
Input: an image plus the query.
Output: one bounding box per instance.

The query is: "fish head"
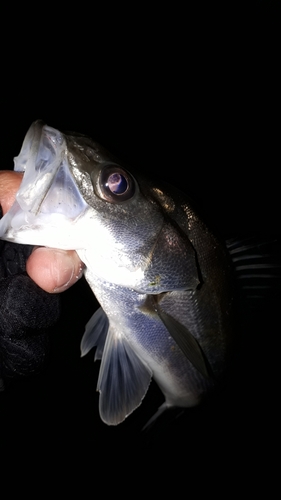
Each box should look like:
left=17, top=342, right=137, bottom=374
left=0, top=121, right=199, bottom=292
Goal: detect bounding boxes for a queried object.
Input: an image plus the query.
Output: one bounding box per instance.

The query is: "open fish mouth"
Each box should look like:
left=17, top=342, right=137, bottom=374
left=0, top=121, right=89, bottom=248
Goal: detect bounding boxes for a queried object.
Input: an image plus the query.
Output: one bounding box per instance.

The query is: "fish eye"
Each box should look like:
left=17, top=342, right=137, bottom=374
left=107, top=173, right=127, bottom=194
left=98, top=164, right=135, bottom=203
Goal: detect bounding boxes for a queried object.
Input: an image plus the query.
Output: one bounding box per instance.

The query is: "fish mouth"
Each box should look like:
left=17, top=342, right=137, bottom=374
left=13, top=120, right=71, bottom=214
left=0, top=121, right=88, bottom=246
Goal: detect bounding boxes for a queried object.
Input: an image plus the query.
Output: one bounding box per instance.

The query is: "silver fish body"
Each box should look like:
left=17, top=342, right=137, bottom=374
left=0, top=121, right=234, bottom=425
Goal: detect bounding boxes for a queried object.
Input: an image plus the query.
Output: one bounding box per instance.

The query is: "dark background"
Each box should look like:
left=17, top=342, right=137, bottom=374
left=0, top=1, right=279, bottom=473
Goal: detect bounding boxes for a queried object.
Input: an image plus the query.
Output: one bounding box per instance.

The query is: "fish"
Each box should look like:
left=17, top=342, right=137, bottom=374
left=0, top=120, right=235, bottom=426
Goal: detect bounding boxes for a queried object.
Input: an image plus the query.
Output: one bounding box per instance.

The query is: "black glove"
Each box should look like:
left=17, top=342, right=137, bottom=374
left=0, top=219, right=60, bottom=385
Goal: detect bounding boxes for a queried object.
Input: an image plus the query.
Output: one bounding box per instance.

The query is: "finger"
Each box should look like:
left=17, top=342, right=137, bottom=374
left=0, top=171, right=23, bottom=213
left=26, top=247, right=84, bottom=293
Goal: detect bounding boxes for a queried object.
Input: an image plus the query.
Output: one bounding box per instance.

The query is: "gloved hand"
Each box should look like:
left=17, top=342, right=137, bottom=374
left=0, top=234, right=60, bottom=387
left=0, top=170, right=83, bottom=390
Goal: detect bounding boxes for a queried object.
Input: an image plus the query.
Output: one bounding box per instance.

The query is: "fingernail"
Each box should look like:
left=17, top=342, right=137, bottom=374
left=52, top=249, right=76, bottom=292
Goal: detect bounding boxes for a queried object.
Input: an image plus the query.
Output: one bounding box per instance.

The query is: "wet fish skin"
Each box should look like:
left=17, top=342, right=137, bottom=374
left=0, top=121, right=234, bottom=425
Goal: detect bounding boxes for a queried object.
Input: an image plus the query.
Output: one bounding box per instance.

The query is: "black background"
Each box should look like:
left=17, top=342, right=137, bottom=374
left=0, top=1, right=280, bottom=476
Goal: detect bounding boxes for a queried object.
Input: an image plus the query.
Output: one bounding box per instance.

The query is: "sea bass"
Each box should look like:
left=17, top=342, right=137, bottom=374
left=0, top=121, right=234, bottom=425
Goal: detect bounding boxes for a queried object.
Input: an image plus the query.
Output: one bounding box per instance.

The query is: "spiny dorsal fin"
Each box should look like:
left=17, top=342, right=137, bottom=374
left=226, top=236, right=281, bottom=303
left=80, top=307, right=109, bottom=360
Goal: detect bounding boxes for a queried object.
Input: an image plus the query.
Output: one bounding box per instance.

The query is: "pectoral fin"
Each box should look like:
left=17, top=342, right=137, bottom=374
left=80, top=307, right=109, bottom=360
left=97, top=328, right=152, bottom=425
left=153, top=298, right=212, bottom=379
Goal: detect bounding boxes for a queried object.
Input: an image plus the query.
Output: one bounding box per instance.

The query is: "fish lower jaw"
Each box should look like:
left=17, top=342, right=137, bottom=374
left=1, top=227, right=79, bottom=250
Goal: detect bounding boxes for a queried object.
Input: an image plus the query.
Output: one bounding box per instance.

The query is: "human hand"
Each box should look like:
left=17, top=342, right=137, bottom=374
left=0, top=169, right=85, bottom=382
left=0, top=171, right=84, bottom=293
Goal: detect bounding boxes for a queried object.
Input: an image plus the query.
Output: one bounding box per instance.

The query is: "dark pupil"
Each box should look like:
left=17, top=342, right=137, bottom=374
left=107, top=173, right=128, bottom=194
